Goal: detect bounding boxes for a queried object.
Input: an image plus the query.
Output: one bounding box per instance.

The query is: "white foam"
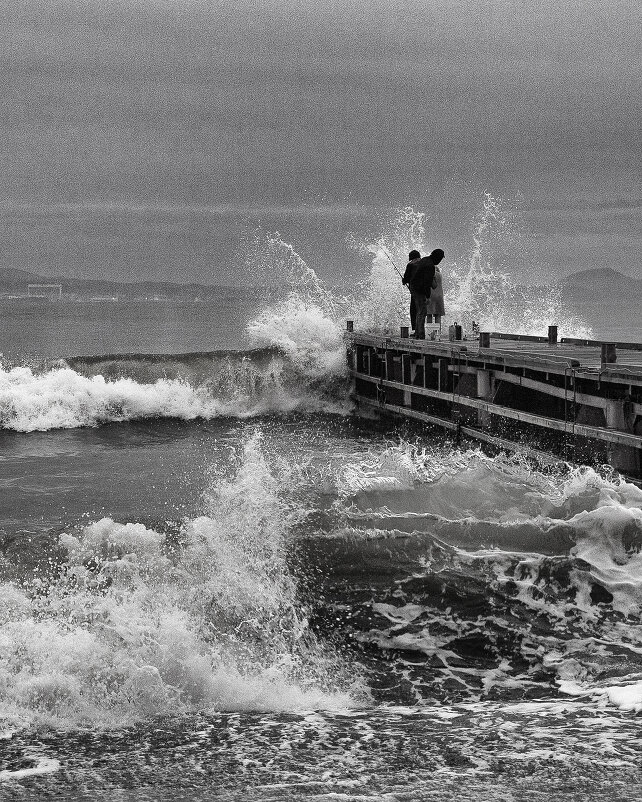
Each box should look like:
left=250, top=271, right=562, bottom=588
left=0, top=432, right=363, bottom=729
left=0, top=756, right=60, bottom=782
left=0, top=355, right=346, bottom=432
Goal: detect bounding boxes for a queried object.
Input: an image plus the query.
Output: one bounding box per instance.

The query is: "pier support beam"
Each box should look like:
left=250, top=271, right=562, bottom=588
left=477, top=369, right=493, bottom=427
left=606, top=399, right=640, bottom=475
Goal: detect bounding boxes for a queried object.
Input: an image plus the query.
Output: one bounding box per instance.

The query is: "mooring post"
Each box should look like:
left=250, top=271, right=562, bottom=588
left=477, top=369, right=492, bottom=427
left=346, top=320, right=354, bottom=332
left=548, top=325, right=558, bottom=345
left=400, top=326, right=409, bottom=338
left=606, top=399, right=640, bottom=475
left=479, top=332, right=491, bottom=349
left=601, top=343, right=617, bottom=364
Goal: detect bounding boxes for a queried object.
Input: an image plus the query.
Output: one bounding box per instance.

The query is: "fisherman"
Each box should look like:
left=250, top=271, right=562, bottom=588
left=404, top=249, right=421, bottom=333
left=402, top=248, right=445, bottom=339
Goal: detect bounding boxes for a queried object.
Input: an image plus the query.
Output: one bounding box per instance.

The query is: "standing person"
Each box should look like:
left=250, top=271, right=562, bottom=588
left=402, top=248, right=444, bottom=338
left=404, top=250, right=421, bottom=332
left=427, top=263, right=445, bottom=329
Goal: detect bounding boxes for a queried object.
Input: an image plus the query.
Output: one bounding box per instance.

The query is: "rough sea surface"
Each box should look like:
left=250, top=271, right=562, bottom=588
left=1, top=210, right=641, bottom=800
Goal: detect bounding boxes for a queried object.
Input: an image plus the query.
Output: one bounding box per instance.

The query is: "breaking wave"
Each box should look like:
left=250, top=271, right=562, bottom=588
left=0, top=347, right=350, bottom=432
left=2, top=428, right=642, bottom=732
left=0, top=433, right=362, bottom=730
left=314, top=441, right=642, bottom=712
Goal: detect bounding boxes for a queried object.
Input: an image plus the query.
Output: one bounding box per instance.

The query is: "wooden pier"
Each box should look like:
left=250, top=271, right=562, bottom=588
left=346, top=326, right=642, bottom=479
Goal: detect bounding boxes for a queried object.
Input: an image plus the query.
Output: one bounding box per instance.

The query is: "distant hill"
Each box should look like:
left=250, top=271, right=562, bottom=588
left=0, top=268, right=245, bottom=300
left=563, top=267, right=642, bottom=295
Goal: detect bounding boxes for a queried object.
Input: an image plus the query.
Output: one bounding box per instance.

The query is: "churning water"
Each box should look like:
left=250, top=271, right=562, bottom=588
left=1, top=203, right=641, bottom=800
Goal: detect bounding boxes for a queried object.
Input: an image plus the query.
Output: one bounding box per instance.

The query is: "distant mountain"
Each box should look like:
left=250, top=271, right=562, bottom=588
left=0, top=268, right=245, bottom=300
left=563, top=267, right=642, bottom=294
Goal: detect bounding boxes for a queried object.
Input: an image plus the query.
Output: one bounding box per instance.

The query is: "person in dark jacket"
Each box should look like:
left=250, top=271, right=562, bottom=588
left=404, top=249, right=421, bottom=333
left=402, top=248, right=444, bottom=338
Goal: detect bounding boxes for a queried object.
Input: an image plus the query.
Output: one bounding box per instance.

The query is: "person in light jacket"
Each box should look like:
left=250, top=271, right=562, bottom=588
left=427, top=265, right=445, bottom=328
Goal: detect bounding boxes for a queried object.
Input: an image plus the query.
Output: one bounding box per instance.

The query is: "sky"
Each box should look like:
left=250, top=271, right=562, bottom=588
left=1, top=0, right=640, bottom=285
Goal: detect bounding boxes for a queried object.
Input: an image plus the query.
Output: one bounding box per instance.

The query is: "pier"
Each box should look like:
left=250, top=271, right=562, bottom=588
left=346, top=325, right=642, bottom=479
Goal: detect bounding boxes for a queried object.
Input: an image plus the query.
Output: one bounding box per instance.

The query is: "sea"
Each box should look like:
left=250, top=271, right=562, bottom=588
left=1, top=207, right=642, bottom=801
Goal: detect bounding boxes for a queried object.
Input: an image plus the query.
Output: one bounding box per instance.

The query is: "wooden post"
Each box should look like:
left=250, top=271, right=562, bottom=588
left=479, top=332, right=491, bottom=348
left=364, top=348, right=371, bottom=376
left=477, top=369, right=492, bottom=427
left=385, top=350, right=395, bottom=381
left=401, top=354, right=411, bottom=383
left=410, top=357, right=419, bottom=386
left=346, top=320, right=354, bottom=332
left=438, top=358, right=449, bottom=392
left=548, top=325, right=558, bottom=345
left=402, top=354, right=412, bottom=406
left=606, top=399, right=640, bottom=475
left=601, top=343, right=617, bottom=364
left=400, top=326, right=409, bottom=338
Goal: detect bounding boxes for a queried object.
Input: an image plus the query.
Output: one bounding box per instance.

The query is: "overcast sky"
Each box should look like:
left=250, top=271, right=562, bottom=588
left=1, top=0, right=640, bottom=284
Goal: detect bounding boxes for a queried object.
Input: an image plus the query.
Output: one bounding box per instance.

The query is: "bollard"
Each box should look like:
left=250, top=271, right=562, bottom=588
left=346, top=320, right=354, bottom=332
left=400, top=326, right=409, bottom=339
left=548, top=325, right=558, bottom=345
left=479, top=332, right=491, bottom=348
left=601, top=343, right=617, bottom=364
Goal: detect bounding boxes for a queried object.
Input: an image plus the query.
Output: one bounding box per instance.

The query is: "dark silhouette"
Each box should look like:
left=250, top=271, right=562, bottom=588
left=402, top=248, right=445, bottom=338
left=405, top=250, right=421, bottom=332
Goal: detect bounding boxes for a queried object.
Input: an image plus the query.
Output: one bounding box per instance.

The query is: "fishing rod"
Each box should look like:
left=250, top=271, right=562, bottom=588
left=380, top=246, right=404, bottom=279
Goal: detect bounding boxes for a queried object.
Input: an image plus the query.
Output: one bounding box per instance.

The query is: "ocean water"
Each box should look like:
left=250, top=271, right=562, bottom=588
left=2, top=206, right=642, bottom=800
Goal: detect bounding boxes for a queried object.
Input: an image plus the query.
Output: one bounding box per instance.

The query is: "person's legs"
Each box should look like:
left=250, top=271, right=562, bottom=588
left=412, top=291, right=428, bottom=338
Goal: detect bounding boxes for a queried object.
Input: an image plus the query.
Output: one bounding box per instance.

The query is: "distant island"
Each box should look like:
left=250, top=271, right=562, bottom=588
left=0, top=267, right=242, bottom=301
left=562, top=267, right=642, bottom=296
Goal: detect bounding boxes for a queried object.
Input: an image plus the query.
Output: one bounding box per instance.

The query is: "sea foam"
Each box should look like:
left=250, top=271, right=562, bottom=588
left=0, top=433, right=362, bottom=730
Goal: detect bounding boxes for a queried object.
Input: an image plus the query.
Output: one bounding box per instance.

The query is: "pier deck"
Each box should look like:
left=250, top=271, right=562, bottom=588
left=346, top=329, right=642, bottom=478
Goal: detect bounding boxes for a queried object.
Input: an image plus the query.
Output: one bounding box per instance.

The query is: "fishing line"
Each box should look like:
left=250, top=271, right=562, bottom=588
left=380, top=246, right=404, bottom=279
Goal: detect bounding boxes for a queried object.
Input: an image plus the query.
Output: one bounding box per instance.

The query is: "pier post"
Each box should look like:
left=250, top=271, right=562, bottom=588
left=548, top=326, right=558, bottom=345
left=479, top=332, right=491, bottom=348
left=601, top=343, right=617, bottom=364
left=438, top=358, right=449, bottom=392
left=346, top=320, right=354, bottom=332
left=363, top=348, right=371, bottom=376
left=385, top=350, right=395, bottom=381
left=400, top=326, right=409, bottom=339
left=477, top=369, right=493, bottom=427
left=402, top=354, right=412, bottom=406
left=606, top=399, right=640, bottom=475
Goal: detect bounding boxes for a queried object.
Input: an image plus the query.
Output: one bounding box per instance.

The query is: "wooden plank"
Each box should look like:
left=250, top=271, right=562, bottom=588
left=562, top=337, right=642, bottom=352
left=356, top=398, right=564, bottom=466
left=491, top=332, right=549, bottom=343
left=353, top=370, right=642, bottom=449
